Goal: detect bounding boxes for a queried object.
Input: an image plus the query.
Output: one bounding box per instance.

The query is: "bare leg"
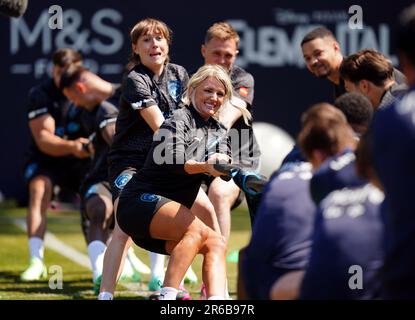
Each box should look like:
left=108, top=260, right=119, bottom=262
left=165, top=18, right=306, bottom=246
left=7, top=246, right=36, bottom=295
left=20, top=176, right=53, bottom=280
left=192, top=187, right=220, bottom=233
left=150, top=201, right=226, bottom=297
left=27, top=176, right=53, bottom=239
left=86, top=193, right=113, bottom=243
left=208, top=178, right=240, bottom=241
left=99, top=197, right=132, bottom=294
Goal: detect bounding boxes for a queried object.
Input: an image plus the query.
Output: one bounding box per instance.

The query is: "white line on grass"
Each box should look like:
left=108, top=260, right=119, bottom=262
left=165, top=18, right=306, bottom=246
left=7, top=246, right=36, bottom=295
left=11, top=218, right=148, bottom=294
left=12, top=218, right=91, bottom=269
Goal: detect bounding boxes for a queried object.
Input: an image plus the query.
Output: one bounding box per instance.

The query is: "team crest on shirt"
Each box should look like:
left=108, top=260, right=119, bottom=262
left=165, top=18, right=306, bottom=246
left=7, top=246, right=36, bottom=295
left=167, top=80, right=182, bottom=103
left=114, top=173, right=133, bottom=190
left=239, top=87, right=249, bottom=97
left=140, top=193, right=160, bottom=203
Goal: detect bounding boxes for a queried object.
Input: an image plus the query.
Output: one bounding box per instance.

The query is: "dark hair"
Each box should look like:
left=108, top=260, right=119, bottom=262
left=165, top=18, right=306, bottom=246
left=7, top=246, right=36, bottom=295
left=301, top=27, right=336, bottom=46
left=397, top=4, right=415, bottom=67
left=298, top=120, right=351, bottom=161
left=334, top=92, right=373, bottom=132
left=298, top=103, right=349, bottom=161
left=129, top=18, right=172, bottom=66
left=59, top=64, right=88, bottom=90
left=339, top=49, right=393, bottom=86
left=301, top=102, right=347, bottom=126
left=52, top=48, right=82, bottom=68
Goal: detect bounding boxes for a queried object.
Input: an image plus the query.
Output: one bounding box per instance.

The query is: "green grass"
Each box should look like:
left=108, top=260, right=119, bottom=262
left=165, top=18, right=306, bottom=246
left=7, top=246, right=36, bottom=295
left=0, top=204, right=251, bottom=300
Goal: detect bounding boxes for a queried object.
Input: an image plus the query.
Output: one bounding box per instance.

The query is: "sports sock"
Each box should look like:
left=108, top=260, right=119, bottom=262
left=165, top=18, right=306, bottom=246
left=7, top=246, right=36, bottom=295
left=150, top=252, right=165, bottom=279
left=29, top=237, right=44, bottom=260
left=87, top=240, right=106, bottom=281
left=97, top=292, right=113, bottom=300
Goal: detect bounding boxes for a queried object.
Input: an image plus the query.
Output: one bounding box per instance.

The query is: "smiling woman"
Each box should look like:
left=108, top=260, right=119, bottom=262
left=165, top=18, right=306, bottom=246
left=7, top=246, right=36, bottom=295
left=184, top=65, right=230, bottom=120
left=115, top=64, right=234, bottom=300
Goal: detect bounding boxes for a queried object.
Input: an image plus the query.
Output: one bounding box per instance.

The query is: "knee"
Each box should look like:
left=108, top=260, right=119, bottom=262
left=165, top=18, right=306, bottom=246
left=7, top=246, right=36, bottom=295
left=29, top=176, right=52, bottom=199
left=203, top=233, right=227, bottom=256
left=187, top=224, right=210, bottom=248
left=209, top=184, right=226, bottom=203
left=29, top=176, right=52, bottom=209
left=209, top=182, right=238, bottom=206
left=86, top=197, right=110, bottom=225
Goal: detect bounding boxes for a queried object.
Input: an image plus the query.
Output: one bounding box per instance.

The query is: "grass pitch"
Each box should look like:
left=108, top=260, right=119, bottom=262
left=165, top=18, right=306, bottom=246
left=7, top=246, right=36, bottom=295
left=0, top=203, right=252, bottom=300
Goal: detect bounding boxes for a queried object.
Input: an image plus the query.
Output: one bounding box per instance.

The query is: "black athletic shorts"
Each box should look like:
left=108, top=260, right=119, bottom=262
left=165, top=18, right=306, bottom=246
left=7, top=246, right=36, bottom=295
left=109, top=167, right=137, bottom=202
left=117, top=190, right=171, bottom=255
left=23, top=157, right=88, bottom=194
left=80, top=181, right=114, bottom=230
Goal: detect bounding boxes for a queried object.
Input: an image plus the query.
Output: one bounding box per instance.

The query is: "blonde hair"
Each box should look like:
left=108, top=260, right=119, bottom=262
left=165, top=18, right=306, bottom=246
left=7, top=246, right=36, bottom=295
left=129, top=18, right=172, bottom=65
left=205, top=22, right=240, bottom=47
left=182, top=65, right=233, bottom=119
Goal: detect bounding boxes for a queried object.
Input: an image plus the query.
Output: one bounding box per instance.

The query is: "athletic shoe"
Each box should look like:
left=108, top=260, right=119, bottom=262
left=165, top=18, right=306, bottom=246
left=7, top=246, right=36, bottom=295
left=148, top=276, right=163, bottom=291
left=20, top=257, right=47, bottom=281
left=148, top=285, right=191, bottom=300
left=177, top=284, right=192, bottom=300
left=184, top=266, right=198, bottom=284
left=127, top=248, right=151, bottom=275
left=199, top=283, right=207, bottom=300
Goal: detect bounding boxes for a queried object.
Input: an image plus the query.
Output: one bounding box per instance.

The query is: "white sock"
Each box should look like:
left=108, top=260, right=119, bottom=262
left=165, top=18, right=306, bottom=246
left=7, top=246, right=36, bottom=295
left=29, top=237, right=44, bottom=260
left=97, top=292, right=113, bottom=300
left=208, top=296, right=225, bottom=300
left=87, top=240, right=107, bottom=281
left=150, top=252, right=165, bottom=279
left=159, top=287, right=178, bottom=300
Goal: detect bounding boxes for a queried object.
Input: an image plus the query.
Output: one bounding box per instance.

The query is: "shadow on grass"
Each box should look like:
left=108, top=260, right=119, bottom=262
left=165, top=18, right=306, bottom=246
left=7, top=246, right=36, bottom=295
left=0, top=271, right=156, bottom=300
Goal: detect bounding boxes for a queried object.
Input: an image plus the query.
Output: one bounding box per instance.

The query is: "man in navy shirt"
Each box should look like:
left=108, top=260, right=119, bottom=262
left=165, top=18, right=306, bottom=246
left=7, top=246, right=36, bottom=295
left=239, top=103, right=348, bottom=300
left=370, top=4, right=415, bottom=298
left=239, top=161, right=316, bottom=299
left=300, top=135, right=384, bottom=299
left=297, top=106, right=384, bottom=299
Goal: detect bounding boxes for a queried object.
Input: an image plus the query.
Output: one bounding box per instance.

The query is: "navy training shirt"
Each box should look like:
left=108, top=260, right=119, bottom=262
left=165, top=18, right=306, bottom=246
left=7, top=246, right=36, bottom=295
left=242, top=161, right=316, bottom=299
left=310, top=149, right=366, bottom=205
left=300, top=182, right=384, bottom=299
left=371, top=88, right=415, bottom=298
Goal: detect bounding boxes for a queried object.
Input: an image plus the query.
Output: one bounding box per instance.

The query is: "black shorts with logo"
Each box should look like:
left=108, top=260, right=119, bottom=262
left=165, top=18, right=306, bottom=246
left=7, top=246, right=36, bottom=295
left=109, top=167, right=137, bottom=202
left=117, top=189, right=171, bottom=255
left=23, top=156, right=89, bottom=194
